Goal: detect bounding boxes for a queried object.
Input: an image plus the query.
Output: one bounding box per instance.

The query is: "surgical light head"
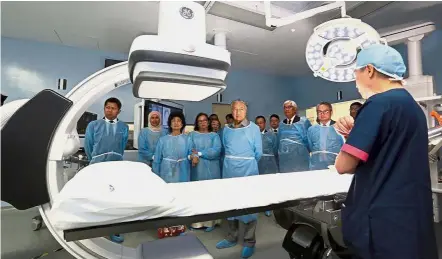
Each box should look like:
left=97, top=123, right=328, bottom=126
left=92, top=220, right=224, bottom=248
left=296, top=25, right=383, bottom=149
left=305, top=18, right=382, bottom=82
left=356, top=44, right=406, bottom=80
left=128, top=1, right=231, bottom=102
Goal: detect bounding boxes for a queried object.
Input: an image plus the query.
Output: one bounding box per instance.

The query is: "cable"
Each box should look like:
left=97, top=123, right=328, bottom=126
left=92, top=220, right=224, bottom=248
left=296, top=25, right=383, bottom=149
left=31, top=248, right=64, bottom=259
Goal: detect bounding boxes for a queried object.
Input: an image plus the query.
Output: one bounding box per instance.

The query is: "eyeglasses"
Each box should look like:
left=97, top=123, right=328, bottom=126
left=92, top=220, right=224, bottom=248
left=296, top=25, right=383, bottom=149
left=198, top=119, right=208, bottom=123
left=317, top=110, right=330, bottom=115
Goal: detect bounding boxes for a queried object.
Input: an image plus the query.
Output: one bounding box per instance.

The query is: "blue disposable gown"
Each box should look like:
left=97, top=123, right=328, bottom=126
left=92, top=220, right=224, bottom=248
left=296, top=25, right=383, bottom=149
left=152, top=134, right=192, bottom=183
left=138, top=127, right=166, bottom=166
left=277, top=118, right=311, bottom=173
left=258, top=131, right=279, bottom=174
left=307, top=125, right=345, bottom=170
left=222, top=122, right=262, bottom=223
left=188, top=131, right=222, bottom=181
left=85, top=119, right=129, bottom=164
left=218, top=129, right=225, bottom=176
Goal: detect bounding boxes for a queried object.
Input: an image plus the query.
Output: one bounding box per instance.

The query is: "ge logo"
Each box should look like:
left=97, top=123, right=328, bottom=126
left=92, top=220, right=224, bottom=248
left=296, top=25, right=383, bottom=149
left=179, top=7, right=194, bottom=19
left=109, top=185, right=115, bottom=192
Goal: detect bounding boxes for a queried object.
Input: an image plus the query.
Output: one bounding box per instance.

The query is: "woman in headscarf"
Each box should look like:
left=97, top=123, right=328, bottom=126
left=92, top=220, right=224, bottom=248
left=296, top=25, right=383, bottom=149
left=188, top=113, right=222, bottom=232
left=138, top=111, right=166, bottom=166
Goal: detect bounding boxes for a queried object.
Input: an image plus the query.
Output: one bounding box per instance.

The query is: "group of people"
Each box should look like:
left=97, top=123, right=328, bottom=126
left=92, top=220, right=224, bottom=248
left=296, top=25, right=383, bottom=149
left=84, top=93, right=363, bottom=258
left=83, top=44, right=439, bottom=259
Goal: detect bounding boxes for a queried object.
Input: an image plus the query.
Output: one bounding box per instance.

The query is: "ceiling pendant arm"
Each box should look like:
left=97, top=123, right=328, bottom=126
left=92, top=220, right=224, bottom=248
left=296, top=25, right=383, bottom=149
left=264, top=1, right=347, bottom=28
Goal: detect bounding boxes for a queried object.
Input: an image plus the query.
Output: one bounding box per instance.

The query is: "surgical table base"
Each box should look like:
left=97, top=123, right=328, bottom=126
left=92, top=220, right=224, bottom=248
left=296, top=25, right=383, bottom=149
left=32, top=215, right=44, bottom=231
left=63, top=198, right=310, bottom=241
left=136, top=234, right=213, bottom=259
left=275, top=194, right=352, bottom=259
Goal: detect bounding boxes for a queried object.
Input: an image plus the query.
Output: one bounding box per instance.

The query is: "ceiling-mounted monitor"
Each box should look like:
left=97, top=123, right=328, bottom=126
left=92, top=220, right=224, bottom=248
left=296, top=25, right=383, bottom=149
left=144, top=100, right=184, bottom=129
left=104, top=59, right=125, bottom=68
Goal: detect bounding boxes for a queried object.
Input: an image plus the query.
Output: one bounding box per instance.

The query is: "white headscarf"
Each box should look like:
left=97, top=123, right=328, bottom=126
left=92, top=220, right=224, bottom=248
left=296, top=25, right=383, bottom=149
left=148, top=111, right=162, bottom=131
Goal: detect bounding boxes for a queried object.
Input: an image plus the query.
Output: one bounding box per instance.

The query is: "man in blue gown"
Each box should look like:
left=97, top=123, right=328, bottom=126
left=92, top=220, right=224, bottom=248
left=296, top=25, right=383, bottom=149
left=308, top=102, right=344, bottom=170
left=278, top=100, right=311, bottom=173
left=216, top=100, right=262, bottom=258
left=255, top=115, right=278, bottom=217
left=84, top=97, right=129, bottom=244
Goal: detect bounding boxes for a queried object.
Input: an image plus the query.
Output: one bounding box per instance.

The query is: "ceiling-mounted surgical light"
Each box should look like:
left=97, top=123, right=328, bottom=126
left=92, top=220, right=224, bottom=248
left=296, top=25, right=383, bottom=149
left=305, top=18, right=382, bottom=82
left=263, top=1, right=382, bottom=83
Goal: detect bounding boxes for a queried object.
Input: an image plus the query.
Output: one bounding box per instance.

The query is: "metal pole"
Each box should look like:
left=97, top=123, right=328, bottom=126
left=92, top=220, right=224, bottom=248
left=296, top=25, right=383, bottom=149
left=214, top=31, right=227, bottom=103
left=406, top=35, right=424, bottom=77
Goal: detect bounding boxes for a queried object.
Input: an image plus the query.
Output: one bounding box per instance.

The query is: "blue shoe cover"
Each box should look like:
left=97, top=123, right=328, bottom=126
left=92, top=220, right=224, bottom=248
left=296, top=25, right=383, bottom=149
left=179, top=232, right=186, bottom=236
left=216, top=239, right=237, bottom=249
left=110, top=234, right=124, bottom=243
left=205, top=226, right=215, bottom=232
left=265, top=211, right=272, bottom=217
left=241, top=246, right=255, bottom=258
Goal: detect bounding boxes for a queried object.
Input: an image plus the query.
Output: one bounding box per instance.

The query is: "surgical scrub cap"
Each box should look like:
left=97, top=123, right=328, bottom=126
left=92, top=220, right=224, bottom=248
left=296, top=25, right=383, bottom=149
left=356, top=44, right=406, bottom=80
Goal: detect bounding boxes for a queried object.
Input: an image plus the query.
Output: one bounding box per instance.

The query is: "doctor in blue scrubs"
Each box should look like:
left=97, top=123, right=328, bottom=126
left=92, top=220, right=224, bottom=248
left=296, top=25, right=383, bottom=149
left=334, top=44, right=438, bottom=259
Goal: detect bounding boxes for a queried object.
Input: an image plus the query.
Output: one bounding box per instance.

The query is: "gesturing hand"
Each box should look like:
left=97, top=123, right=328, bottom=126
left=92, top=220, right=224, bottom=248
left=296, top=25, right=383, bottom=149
left=334, top=116, right=355, bottom=138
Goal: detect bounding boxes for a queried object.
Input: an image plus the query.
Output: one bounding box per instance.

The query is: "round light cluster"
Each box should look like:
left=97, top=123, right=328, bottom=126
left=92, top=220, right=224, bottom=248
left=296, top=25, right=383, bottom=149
left=305, top=18, right=382, bottom=83
left=318, top=26, right=364, bottom=40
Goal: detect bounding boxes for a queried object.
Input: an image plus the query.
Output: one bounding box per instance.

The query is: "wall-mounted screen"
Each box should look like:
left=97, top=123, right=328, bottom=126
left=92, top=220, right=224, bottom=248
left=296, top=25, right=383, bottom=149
left=77, top=111, right=98, bottom=135
left=104, top=59, right=124, bottom=68
left=144, top=100, right=183, bottom=129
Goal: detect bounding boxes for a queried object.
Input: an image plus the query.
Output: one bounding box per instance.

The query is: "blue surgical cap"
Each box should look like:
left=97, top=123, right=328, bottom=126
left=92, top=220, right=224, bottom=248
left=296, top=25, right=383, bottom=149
left=356, top=44, right=406, bottom=80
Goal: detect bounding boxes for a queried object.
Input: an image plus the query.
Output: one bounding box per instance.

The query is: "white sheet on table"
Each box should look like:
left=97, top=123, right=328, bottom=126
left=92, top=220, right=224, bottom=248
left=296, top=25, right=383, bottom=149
left=50, top=161, right=353, bottom=230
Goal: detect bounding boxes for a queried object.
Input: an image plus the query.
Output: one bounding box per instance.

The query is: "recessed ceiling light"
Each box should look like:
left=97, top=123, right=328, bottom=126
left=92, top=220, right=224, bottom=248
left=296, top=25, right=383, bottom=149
left=291, top=28, right=296, bottom=32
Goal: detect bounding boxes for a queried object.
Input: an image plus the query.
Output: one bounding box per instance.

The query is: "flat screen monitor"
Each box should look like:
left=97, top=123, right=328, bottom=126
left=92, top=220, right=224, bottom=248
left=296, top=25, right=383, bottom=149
left=1, top=94, right=7, bottom=106
left=77, top=111, right=98, bottom=135
left=144, top=100, right=183, bottom=129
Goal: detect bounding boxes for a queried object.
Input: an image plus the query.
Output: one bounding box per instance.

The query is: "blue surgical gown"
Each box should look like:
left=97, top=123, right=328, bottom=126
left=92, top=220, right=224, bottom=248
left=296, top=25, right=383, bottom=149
left=218, top=129, right=225, bottom=176
left=138, top=127, right=166, bottom=166
left=152, top=134, right=192, bottom=183
left=307, top=125, right=344, bottom=170
left=258, top=131, right=279, bottom=174
left=222, top=122, right=262, bottom=223
left=84, top=119, right=129, bottom=164
left=277, top=118, right=311, bottom=173
left=188, top=131, right=221, bottom=181
left=341, top=89, right=438, bottom=259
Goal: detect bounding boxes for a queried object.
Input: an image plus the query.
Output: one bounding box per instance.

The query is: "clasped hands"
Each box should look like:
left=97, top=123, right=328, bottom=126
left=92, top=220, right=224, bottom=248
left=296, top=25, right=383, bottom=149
left=333, top=116, right=355, bottom=138
left=191, top=149, right=199, bottom=167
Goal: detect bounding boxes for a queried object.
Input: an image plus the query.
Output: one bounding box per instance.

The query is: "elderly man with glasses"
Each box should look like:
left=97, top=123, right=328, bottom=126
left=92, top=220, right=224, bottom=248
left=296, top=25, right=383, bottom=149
left=277, top=100, right=312, bottom=173
left=215, top=99, right=262, bottom=259
left=307, top=102, right=344, bottom=170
